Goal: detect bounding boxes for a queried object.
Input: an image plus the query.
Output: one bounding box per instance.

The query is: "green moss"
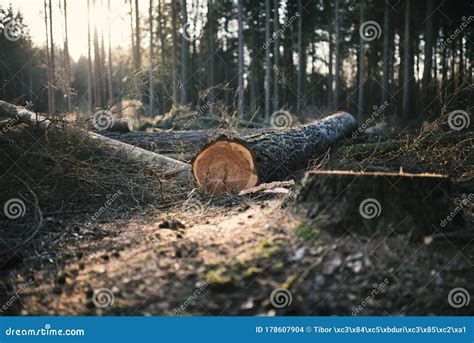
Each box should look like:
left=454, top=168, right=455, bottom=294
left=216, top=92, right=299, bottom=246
left=295, top=221, right=318, bottom=241
left=205, top=267, right=232, bottom=285
left=243, top=266, right=263, bottom=277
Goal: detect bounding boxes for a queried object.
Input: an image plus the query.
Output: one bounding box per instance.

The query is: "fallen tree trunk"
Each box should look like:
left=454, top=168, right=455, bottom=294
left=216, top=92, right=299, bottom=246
left=192, top=112, right=357, bottom=194
left=100, top=128, right=269, bottom=155
left=296, top=170, right=464, bottom=238
left=0, top=101, right=191, bottom=179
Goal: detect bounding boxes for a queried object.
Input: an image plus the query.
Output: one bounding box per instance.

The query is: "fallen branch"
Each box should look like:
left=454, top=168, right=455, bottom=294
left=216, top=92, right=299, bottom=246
left=0, top=100, right=191, bottom=179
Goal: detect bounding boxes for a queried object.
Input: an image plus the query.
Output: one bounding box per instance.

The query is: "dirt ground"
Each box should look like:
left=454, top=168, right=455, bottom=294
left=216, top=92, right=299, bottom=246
left=0, top=125, right=473, bottom=316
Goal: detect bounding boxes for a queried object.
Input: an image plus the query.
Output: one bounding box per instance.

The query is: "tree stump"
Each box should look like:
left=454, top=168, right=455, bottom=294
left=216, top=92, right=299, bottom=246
left=296, top=170, right=464, bottom=237
left=192, top=112, right=356, bottom=194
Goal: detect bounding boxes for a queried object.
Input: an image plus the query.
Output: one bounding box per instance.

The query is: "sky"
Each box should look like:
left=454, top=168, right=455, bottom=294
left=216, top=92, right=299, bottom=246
left=2, top=0, right=150, bottom=61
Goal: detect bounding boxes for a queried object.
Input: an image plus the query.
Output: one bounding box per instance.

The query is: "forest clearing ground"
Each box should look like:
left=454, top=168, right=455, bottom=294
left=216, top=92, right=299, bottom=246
left=0, top=124, right=473, bottom=316
left=3, top=194, right=474, bottom=316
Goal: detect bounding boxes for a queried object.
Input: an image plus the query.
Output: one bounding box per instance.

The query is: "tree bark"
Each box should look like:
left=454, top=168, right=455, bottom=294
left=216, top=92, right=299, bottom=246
left=48, top=0, right=56, bottom=114
left=237, top=0, right=245, bottom=118
left=402, top=0, right=412, bottom=118
left=63, top=0, right=72, bottom=112
left=180, top=0, right=189, bottom=104
left=273, top=0, right=279, bottom=111
left=422, top=0, right=434, bottom=112
left=192, top=112, right=357, bottom=193
left=297, top=170, right=462, bottom=238
left=171, top=1, right=178, bottom=105
left=382, top=0, right=390, bottom=104
left=87, top=0, right=94, bottom=112
left=357, top=1, right=365, bottom=120
left=148, top=0, right=154, bottom=116
left=297, top=0, right=305, bottom=115
left=106, top=0, right=113, bottom=106
left=264, top=0, right=272, bottom=121
left=101, top=128, right=270, bottom=155
left=134, top=0, right=141, bottom=70
left=334, top=0, right=341, bottom=108
left=207, top=0, right=215, bottom=107
left=43, top=0, right=52, bottom=114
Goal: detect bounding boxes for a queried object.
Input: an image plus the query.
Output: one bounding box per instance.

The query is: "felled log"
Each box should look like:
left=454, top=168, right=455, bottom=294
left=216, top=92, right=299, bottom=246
left=297, top=170, right=464, bottom=238
left=107, top=119, right=132, bottom=132
left=0, top=100, right=191, bottom=179
left=192, top=112, right=357, bottom=194
left=101, top=128, right=269, bottom=155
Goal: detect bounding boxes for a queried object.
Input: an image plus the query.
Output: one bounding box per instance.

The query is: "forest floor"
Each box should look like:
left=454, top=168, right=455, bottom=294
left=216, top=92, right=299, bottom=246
left=0, top=121, right=473, bottom=316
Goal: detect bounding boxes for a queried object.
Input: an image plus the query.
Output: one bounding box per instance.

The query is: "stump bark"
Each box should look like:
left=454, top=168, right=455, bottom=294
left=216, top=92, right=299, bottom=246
left=192, top=112, right=357, bottom=194
left=296, top=170, right=464, bottom=237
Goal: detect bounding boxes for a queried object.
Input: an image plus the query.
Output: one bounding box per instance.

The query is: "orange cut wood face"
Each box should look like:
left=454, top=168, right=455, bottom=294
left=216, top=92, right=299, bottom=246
left=192, top=140, right=259, bottom=194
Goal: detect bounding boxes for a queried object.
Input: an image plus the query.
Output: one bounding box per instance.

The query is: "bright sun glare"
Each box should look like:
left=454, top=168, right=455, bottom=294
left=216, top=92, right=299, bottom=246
left=3, top=0, right=148, bottom=60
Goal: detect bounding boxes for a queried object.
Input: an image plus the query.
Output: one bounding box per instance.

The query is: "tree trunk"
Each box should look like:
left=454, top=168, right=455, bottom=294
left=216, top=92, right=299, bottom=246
left=422, top=0, right=434, bottom=112
left=357, top=1, right=365, bottom=120
left=171, top=1, right=178, bottom=105
left=134, top=0, right=141, bottom=71
left=327, top=0, right=333, bottom=110
left=0, top=100, right=190, bottom=179
left=207, top=0, right=215, bottom=107
left=63, top=0, right=72, bottom=112
left=334, top=0, right=341, bottom=108
left=48, top=0, right=56, bottom=114
left=101, top=128, right=271, bottom=156
left=180, top=0, right=189, bottom=104
left=297, top=0, right=305, bottom=115
left=87, top=0, right=94, bottom=112
left=148, top=0, right=154, bottom=116
left=107, top=0, right=113, bottom=106
left=157, top=0, right=167, bottom=113
left=264, top=0, right=272, bottom=121
left=237, top=0, right=245, bottom=118
left=192, top=112, right=356, bottom=194
left=382, top=0, right=390, bottom=104
left=273, top=0, right=279, bottom=111
left=43, top=0, right=52, bottom=114
left=402, top=0, right=411, bottom=118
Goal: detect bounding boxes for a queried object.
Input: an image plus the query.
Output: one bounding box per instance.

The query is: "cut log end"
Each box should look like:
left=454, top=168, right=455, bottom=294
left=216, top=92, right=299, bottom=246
left=192, top=138, right=259, bottom=194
